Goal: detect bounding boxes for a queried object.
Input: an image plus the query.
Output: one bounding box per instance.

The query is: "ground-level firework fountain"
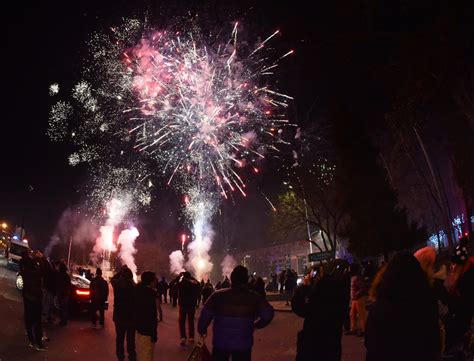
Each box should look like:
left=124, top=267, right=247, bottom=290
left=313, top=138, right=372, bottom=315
left=90, top=196, right=139, bottom=281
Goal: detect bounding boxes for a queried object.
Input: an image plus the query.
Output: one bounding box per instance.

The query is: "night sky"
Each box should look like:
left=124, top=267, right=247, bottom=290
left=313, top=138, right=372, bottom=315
left=2, top=1, right=472, bottom=252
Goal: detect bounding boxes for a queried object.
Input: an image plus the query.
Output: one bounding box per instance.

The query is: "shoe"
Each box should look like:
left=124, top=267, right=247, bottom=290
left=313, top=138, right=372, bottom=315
left=188, top=338, right=195, bottom=344
left=98, top=324, right=104, bottom=329
left=180, top=338, right=186, bottom=346
left=42, top=335, right=50, bottom=342
left=35, top=345, right=47, bottom=351
left=28, top=342, right=36, bottom=348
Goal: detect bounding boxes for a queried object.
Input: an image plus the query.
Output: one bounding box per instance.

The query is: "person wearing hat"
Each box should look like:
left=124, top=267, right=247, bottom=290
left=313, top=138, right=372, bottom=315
left=444, top=237, right=473, bottom=356
left=90, top=267, right=109, bottom=328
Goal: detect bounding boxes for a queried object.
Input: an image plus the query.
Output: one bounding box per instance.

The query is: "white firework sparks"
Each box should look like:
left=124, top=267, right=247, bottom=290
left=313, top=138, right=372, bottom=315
left=48, top=18, right=293, bottom=277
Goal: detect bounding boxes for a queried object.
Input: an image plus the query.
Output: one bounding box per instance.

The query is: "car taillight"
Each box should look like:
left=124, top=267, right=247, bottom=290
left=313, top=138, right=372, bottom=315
left=76, top=289, right=90, bottom=296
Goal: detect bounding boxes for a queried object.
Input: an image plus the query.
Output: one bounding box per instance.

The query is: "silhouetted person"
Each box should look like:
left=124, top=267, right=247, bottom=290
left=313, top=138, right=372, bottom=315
left=365, top=252, right=440, bottom=361
left=38, top=253, right=56, bottom=323
left=221, top=276, right=230, bottom=289
left=198, top=265, right=274, bottom=361
left=169, top=279, right=178, bottom=307
left=90, top=268, right=109, bottom=328
left=157, top=276, right=168, bottom=304
left=56, top=262, right=71, bottom=326
left=112, top=266, right=136, bottom=361
left=201, top=280, right=214, bottom=304
left=292, top=267, right=347, bottom=361
left=135, top=271, right=158, bottom=361
left=177, top=272, right=200, bottom=346
left=255, top=277, right=266, bottom=298
left=20, top=251, right=46, bottom=351
left=278, top=270, right=286, bottom=294
left=284, top=269, right=297, bottom=306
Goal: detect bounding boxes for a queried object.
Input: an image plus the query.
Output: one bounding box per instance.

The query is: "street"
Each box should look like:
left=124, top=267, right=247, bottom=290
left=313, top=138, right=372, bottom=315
left=0, top=257, right=365, bottom=361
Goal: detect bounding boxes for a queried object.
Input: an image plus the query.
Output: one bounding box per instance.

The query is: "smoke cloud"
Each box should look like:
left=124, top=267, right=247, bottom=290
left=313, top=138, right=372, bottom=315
left=45, top=207, right=98, bottom=258
left=91, top=195, right=132, bottom=274
left=169, top=250, right=185, bottom=275
left=117, top=227, right=139, bottom=281
left=221, top=254, right=237, bottom=278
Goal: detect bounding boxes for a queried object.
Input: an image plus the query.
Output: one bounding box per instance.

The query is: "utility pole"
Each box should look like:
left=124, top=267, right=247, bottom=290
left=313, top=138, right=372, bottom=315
left=67, top=236, right=72, bottom=270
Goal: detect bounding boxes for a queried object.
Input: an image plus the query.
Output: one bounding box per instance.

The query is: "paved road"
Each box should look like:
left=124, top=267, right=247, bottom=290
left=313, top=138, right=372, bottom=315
left=0, top=257, right=365, bottom=361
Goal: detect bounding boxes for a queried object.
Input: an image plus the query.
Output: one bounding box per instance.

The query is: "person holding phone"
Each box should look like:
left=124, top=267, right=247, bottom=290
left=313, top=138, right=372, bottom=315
left=292, top=265, right=347, bottom=361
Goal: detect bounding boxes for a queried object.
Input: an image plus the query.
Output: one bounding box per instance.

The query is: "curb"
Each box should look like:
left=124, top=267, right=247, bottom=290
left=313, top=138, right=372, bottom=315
left=274, top=308, right=293, bottom=313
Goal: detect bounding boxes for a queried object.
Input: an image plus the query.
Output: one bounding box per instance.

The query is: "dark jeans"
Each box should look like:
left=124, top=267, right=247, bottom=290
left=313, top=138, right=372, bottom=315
left=90, top=301, right=105, bottom=325
left=115, top=323, right=136, bottom=361
left=58, top=296, right=69, bottom=325
left=23, top=297, right=43, bottom=347
left=212, top=348, right=252, bottom=361
left=161, top=291, right=168, bottom=303
left=171, top=295, right=178, bottom=307
left=343, top=303, right=350, bottom=332
left=178, top=306, right=195, bottom=339
left=42, top=290, right=55, bottom=320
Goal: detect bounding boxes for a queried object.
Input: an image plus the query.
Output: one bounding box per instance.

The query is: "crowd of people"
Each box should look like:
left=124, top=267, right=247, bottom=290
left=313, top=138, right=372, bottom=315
left=109, top=265, right=275, bottom=361
left=19, top=250, right=72, bottom=351
left=16, top=236, right=472, bottom=361
left=291, top=236, right=473, bottom=361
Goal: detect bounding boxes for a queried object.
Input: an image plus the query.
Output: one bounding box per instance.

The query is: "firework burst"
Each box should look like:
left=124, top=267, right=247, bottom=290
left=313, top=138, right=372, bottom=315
left=49, top=17, right=293, bottom=278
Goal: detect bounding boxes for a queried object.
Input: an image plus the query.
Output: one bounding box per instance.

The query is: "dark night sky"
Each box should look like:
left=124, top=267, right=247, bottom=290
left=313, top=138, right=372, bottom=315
left=2, top=1, right=472, bottom=251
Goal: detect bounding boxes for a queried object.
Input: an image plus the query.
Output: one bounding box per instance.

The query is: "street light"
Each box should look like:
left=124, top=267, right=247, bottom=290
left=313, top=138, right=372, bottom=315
left=1, top=222, right=7, bottom=229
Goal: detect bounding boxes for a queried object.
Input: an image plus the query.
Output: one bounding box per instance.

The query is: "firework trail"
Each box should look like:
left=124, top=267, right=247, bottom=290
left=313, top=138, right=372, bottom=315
left=49, top=18, right=293, bottom=278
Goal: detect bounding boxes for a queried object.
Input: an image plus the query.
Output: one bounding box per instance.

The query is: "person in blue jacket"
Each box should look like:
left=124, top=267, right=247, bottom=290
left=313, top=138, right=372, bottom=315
left=198, top=265, right=274, bottom=361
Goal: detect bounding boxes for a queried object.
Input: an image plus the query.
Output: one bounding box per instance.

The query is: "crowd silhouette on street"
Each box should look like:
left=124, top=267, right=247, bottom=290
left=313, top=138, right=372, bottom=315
left=15, top=235, right=472, bottom=361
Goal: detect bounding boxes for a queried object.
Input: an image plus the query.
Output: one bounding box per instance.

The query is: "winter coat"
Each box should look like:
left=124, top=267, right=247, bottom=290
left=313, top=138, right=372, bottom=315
left=90, top=276, right=109, bottom=303
left=111, top=275, right=135, bottom=326
left=365, top=298, right=440, bottom=361
left=177, top=277, right=200, bottom=309
left=365, top=252, right=440, bottom=361
left=157, top=280, right=168, bottom=295
left=198, top=285, right=274, bottom=351
left=202, top=284, right=214, bottom=304
left=56, top=271, right=71, bottom=301
left=40, top=259, right=57, bottom=294
left=284, top=272, right=297, bottom=292
left=134, top=283, right=158, bottom=342
left=20, top=256, right=43, bottom=302
left=292, top=276, right=347, bottom=361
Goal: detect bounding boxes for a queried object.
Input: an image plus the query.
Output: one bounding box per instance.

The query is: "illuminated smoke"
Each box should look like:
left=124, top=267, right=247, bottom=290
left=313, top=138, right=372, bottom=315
left=91, top=195, right=132, bottom=274
left=221, top=254, right=237, bottom=278
left=169, top=250, right=185, bottom=275
left=117, top=227, right=139, bottom=282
